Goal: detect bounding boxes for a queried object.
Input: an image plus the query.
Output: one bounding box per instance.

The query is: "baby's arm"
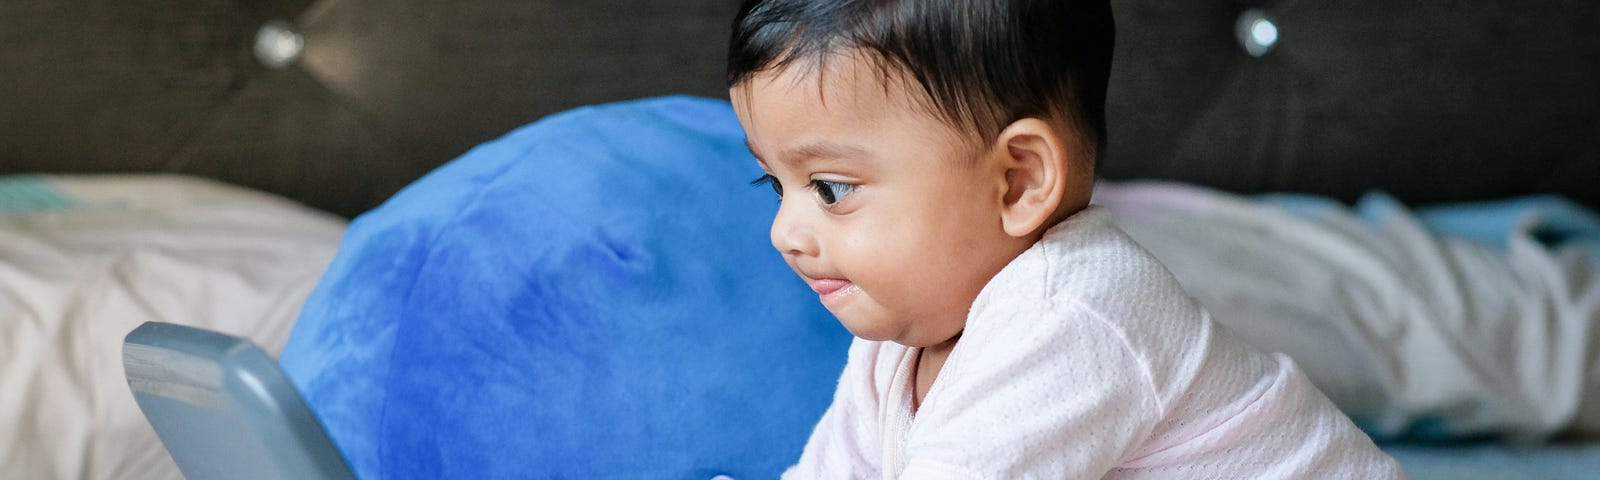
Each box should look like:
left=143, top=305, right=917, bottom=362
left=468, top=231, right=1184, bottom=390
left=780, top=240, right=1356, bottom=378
left=782, top=339, right=885, bottom=479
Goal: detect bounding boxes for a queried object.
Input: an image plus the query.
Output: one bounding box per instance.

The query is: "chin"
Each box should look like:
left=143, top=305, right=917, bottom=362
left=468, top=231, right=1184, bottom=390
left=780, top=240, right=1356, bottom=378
left=840, top=324, right=896, bottom=342
left=833, top=313, right=903, bottom=343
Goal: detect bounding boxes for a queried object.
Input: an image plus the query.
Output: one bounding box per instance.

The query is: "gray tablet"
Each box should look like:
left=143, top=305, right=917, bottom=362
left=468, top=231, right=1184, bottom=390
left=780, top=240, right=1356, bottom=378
left=123, top=321, right=356, bottom=480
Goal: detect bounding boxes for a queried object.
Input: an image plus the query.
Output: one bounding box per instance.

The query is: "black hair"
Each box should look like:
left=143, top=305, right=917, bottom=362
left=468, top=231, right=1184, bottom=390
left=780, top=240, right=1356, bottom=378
left=727, top=0, right=1115, bottom=165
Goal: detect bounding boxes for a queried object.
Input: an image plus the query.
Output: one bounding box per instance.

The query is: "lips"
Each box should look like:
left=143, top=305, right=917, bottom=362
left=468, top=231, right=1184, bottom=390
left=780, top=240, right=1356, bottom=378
left=810, top=278, right=852, bottom=296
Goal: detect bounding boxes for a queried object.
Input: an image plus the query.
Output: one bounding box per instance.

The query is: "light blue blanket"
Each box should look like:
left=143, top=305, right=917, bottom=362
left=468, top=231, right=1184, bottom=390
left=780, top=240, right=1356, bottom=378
left=1265, top=191, right=1600, bottom=263
left=0, top=175, right=76, bottom=212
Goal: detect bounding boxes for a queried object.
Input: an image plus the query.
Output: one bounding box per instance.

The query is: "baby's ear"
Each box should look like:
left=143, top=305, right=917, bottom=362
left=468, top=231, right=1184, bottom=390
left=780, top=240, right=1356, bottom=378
left=995, top=118, right=1076, bottom=238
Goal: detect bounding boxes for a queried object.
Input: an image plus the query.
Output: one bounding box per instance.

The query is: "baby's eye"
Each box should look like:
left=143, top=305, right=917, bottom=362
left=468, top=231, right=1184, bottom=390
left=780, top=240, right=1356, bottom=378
left=810, top=180, right=856, bottom=206
left=750, top=174, right=783, bottom=199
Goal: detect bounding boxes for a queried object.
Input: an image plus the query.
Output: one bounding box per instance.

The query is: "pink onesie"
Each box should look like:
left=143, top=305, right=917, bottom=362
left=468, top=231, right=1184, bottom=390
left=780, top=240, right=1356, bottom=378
left=782, top=207, right=1405, bottom=479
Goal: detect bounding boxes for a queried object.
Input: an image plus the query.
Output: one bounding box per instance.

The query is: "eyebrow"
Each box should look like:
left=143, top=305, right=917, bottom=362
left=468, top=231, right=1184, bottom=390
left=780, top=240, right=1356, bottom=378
left=746, top=139, right=869, bottom=167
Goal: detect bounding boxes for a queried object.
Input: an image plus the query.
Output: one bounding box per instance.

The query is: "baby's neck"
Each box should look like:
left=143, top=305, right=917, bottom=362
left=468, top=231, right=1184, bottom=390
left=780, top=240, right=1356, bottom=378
left=912, top=333, right=961, bottom=412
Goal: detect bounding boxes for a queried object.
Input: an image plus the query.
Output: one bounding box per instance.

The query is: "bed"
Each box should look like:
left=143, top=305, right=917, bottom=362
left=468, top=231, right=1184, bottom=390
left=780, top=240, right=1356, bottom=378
left=2, top=0, right=1597, bottom=478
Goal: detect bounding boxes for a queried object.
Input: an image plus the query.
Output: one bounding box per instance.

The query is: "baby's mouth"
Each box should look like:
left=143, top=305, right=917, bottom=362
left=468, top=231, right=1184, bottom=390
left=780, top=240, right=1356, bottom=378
left=809, top=278, right=852, bottom=296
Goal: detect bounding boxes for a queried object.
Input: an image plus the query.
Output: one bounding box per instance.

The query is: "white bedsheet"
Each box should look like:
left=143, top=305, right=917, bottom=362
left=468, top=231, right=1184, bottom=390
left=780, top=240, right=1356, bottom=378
left=1096, top=181, right=1600, bottom=442
left=0, top=175, right=345, bottom=479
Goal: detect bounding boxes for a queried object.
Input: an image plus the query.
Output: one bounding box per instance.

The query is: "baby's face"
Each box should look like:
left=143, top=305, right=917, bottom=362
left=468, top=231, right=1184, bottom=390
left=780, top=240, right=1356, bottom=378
left=731, top=53, right=1024, bottom=348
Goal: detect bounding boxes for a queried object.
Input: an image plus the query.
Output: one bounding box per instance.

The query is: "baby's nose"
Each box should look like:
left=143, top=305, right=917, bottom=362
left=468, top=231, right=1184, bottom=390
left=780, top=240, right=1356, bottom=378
left=769, top=203, right=819, bottom=257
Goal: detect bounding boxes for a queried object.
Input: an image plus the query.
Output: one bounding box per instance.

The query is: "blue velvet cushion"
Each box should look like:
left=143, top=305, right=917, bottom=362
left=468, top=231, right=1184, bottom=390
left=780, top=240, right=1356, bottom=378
left=279, top=96, right=851, bottom=479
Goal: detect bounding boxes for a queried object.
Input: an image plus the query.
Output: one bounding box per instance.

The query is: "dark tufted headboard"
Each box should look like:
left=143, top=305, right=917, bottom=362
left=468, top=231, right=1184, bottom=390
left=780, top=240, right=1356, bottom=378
left=3, top=0, right=1596, bottom=217
left=1103, top=0, right=1600, bottom=208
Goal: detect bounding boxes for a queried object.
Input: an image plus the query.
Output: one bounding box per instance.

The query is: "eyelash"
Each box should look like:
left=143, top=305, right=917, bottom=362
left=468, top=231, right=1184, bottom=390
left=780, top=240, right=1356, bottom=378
left=750, top=174, right=783, bottom=197
left=749, top=174, right=855, bottom=207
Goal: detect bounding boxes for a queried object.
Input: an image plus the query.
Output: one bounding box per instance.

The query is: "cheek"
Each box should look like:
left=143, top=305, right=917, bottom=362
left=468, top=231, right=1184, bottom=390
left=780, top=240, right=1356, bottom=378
left=841, top=210, right=975, bottom=298
left=875, top=188, right=1002, bottom=293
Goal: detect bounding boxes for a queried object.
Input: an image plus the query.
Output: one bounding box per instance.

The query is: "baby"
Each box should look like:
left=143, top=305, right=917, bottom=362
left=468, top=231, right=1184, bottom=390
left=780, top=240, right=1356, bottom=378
left=727, top=0, right=1405, bottom=478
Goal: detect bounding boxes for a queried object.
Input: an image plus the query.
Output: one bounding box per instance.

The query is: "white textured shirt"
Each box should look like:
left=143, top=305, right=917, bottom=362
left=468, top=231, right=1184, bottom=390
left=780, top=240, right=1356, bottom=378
left=782, top=207, right=1405, bottom=479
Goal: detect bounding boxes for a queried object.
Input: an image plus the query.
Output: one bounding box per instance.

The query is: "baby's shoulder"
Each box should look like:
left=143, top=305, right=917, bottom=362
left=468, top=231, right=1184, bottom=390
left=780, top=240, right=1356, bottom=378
left=967, top=209, right=1226, bottom=382
left=984, top=207, right=1203, bottom=331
